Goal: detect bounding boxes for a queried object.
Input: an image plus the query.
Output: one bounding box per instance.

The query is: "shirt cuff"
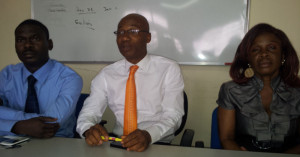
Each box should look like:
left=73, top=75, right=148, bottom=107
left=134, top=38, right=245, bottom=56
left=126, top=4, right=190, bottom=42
left=77, top=122, right=95, bottom=138
left=144, top=126, right=161, bottom=144
left=0, top=119, right=18, bottom=132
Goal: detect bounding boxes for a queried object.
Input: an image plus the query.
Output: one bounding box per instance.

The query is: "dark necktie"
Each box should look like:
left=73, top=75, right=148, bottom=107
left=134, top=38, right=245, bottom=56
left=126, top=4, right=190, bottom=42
left=25, top=75, right=40, bottom=113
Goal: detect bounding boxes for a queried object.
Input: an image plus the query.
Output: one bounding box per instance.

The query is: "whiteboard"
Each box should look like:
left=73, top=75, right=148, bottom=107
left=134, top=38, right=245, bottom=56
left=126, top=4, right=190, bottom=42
left=31, top=0, right=249, bottom=65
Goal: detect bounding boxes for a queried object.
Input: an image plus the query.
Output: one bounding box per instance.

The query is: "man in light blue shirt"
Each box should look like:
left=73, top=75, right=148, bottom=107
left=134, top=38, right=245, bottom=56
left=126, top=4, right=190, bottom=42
left=0, top=19, right=83, bottom=138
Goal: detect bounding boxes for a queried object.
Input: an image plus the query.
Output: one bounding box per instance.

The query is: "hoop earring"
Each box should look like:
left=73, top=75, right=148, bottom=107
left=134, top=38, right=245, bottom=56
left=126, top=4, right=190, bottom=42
left=244, top=64, right=254, bottom=78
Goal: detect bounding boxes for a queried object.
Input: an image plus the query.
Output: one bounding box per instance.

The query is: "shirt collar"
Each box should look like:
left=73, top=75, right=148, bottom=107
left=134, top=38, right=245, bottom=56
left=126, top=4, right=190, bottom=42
left=124, top=54, right=150, bottom=72
left=22, top=59, right=54, bottom=84
left=253, top=75, right=281, bottom=91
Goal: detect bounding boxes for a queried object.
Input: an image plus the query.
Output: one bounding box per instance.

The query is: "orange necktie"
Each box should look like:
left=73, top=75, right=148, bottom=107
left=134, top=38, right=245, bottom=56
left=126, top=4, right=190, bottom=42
left=123, top=65, right=139, bottom=136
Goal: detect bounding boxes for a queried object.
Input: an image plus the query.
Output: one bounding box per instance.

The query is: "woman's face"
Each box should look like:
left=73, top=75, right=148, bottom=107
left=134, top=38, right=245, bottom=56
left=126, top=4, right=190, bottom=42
left=248, top=32, right=283, bottom=80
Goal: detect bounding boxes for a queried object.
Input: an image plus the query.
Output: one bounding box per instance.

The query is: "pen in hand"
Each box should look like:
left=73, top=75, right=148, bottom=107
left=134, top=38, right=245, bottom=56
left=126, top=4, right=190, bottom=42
left=101, top=136, right=122, bottom=142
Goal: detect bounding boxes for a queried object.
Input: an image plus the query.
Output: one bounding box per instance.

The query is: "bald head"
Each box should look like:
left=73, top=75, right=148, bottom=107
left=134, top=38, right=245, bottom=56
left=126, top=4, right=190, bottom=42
left=118, top=13, right=149, bottom=31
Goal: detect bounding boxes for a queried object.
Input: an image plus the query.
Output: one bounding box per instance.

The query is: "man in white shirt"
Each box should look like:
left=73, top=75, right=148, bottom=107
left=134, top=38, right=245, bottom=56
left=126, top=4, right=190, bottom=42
left=76, top=13, right=184, bottom=152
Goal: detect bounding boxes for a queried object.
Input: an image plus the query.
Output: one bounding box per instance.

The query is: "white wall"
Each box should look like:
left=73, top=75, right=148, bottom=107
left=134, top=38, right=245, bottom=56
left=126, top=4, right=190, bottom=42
left=0, top=0, right=299, bottom=147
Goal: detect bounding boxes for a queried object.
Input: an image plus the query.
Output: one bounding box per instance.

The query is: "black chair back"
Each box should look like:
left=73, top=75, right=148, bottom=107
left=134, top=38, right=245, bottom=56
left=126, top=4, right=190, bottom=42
left=73, top=93, right=89, bottom=138
left=175, top=91, right=188, bottom=136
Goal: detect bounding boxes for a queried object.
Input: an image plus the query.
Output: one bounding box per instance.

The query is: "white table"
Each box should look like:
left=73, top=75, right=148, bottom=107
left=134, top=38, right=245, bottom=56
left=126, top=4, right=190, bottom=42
left=0, top=137, right=297, bottom=157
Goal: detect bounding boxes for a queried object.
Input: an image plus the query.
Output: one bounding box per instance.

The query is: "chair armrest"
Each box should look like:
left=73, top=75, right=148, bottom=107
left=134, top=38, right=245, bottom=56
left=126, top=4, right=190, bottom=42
left=180, top=129, right=194, bottom=147
left=195, top=141, right=204, bottom=148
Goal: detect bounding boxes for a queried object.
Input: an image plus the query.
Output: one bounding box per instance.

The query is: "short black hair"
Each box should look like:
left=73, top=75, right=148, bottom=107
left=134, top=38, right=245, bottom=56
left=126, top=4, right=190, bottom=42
left=15, top=19, right=50, bottom=39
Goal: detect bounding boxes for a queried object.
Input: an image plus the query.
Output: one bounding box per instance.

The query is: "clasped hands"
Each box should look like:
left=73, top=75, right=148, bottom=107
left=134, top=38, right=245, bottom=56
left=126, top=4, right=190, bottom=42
left=84, top=124, right=151, bottom=152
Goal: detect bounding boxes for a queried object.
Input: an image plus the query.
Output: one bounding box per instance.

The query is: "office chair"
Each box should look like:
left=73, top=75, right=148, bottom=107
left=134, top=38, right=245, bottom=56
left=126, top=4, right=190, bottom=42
left=210, top=107, right=222, bottom=149
left=154, top=91, right=194, bottom=147
left=74, top=94, right=89, bottom=120
left=194, top=107, right=222, bottom=148
left=177, top=91, right=194, bottom=147
left=175, top=91, right=188, bottom=136
left=73, top=93, right=106, bottom=138
left=73, top=94, right=88, bottom=138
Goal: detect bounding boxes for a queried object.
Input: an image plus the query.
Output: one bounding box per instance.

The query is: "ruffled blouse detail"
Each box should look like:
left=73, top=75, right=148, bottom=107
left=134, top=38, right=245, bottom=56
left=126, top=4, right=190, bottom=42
left=217, top=76, right=300, bottom=142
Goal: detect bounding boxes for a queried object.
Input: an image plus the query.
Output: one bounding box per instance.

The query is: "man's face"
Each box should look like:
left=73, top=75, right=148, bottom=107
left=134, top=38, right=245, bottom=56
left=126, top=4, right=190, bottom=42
left=116, top=15, right=151, bottom=64
left=15, top=24, right=52, bottom=68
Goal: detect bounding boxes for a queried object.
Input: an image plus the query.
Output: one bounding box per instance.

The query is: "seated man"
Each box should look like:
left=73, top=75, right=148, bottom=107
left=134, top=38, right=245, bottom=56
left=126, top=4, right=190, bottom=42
left=76, top=13, right=184, bottom=152
left=0, top=19, right=83, bottom=138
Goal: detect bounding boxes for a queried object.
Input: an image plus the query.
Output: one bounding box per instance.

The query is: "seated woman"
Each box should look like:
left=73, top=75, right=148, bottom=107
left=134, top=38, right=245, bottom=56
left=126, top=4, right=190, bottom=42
left=217, top=23, right=300, bottom=154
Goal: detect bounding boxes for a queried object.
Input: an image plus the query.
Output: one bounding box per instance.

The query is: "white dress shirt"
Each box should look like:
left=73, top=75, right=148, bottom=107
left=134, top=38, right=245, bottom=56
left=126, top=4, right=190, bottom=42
left=76, top=54, right=184, bottom=143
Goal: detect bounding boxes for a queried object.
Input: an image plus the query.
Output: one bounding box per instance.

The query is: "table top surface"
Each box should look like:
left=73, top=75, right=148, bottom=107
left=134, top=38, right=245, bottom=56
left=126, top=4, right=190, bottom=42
left=0, top=137, right=297, bottom=157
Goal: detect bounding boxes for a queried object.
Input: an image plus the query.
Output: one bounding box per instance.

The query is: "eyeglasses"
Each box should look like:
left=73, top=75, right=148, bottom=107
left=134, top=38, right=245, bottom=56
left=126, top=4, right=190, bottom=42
left=113, top=29, right=149, bottom=36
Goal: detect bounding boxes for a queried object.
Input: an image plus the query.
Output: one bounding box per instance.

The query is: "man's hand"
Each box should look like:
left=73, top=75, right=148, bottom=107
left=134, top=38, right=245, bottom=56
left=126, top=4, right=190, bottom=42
left=84, top=124, right=109, bottom=146
left=121, top=129, right=151, bottom=152
left=11, top=117, right=59, bottom=138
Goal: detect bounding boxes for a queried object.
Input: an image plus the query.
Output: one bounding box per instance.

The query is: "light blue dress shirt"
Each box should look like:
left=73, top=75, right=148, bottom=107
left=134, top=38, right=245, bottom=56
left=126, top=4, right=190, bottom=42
left=0, top=59, right=83, bottom=137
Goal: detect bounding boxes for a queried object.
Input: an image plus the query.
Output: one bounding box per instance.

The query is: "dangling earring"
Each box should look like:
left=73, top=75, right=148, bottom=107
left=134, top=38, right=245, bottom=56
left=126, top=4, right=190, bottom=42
left=244, top=64, right=254, bottom=78
left=281, top=59, right=285, bottom=65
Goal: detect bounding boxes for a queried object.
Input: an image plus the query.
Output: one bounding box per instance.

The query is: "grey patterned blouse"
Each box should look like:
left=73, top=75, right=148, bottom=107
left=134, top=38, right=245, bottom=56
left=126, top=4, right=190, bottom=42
left=217, top=76, right=300, bottom=152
